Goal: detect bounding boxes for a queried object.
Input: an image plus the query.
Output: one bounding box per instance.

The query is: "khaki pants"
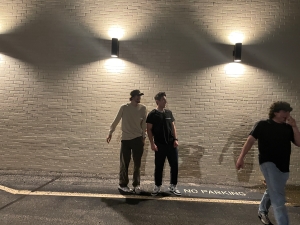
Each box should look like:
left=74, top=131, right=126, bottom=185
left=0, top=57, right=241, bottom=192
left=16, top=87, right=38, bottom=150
left=119, top=136, right=144, bottom=187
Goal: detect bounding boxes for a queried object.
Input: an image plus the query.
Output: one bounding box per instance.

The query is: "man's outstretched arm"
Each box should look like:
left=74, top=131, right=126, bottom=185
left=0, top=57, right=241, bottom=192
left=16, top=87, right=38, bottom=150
left=236, top=135, right=256, bottom=170
left=107, top=106, right=123, bottom=143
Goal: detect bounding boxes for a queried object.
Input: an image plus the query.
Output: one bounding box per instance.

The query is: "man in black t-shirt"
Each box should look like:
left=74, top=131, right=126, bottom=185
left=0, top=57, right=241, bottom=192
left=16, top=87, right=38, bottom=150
left=146, top=92, right=181, bottom=196
left=236, top=101, right=300, bottom=225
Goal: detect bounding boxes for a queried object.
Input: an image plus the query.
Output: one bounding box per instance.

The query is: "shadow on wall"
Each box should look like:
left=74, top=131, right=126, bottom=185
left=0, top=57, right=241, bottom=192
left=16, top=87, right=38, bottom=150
left=243, top=36, right=300, bottom=77
left=132, top=141, right=205, bottom=181
left=0, top=8, right=110, bottom=71
left=1, top=2, right=300, bottom=78
left=121, top=17, right=232, bottom=74
left=0, top=4, right=234, bottom=74
left=242, top=14, right=300, bottom=77
left=178, top=144, right=205, bottom=179
left=126, top=138, right=206, bottom=181
left=121, top=4, right=300, bottom=78
left=218, top=118, right=255, bottom=183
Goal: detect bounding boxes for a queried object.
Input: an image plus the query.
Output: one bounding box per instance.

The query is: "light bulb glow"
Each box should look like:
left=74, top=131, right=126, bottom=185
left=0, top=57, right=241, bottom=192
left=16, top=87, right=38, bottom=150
left=104, top=58, right=125, bottom=73
left=229, top=32, right=244, bottom=44
left=108, top=27, right=124, bottom=39
left=224, top=63, right=245, bottom=77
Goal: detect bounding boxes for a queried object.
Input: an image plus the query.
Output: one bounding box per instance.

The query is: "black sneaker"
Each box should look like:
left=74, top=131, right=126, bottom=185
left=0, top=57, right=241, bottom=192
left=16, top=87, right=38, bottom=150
left=258, top=212, right=273, bottom=225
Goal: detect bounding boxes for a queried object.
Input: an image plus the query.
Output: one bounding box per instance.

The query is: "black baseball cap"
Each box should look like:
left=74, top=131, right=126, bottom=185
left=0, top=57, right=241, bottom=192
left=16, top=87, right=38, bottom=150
left=130, top=90, right=144, bottom=97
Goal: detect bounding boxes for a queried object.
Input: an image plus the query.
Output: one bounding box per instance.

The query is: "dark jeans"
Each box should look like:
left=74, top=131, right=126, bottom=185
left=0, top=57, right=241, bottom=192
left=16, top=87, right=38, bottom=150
left=119, top=136, right=144, bottom=187
left=154, top=142, right=178, bottom=186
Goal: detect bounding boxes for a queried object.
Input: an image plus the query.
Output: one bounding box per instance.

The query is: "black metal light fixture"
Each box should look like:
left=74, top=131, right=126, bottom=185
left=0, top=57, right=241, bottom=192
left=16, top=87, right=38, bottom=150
left=233, top=43, right=242, bottom=62
left=111, top=38, right=119, bottom=58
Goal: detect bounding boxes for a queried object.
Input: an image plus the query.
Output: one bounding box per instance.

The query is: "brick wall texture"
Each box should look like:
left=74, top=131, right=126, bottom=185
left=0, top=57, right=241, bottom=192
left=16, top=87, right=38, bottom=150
left=0, top=0, right=300, bottom=186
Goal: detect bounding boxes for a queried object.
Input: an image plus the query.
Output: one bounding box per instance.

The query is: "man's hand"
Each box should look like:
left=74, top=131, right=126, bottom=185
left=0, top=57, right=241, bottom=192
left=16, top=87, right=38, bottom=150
left=106, top=134, right=112, bottom=144
left=151, top=143, right=158, bottom=151
left=218, top=153, right=224, bottom=164
left=174, top=140, right=178, bottom=148
left=142, top=137, right=146, bottom=145
left=287, top=116, right=297, bottom=128
left=236, top=158, right=244, bottom=170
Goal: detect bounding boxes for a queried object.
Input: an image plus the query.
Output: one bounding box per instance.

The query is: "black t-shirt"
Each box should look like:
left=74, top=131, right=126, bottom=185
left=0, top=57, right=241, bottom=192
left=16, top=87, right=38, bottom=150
left=250, top=119, right=294, bottom=172
left=146, top=109, right=175, bottom=145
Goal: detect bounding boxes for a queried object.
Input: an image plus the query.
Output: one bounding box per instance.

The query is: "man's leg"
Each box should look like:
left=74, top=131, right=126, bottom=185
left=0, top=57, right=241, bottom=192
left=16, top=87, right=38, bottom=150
left=259, top=189, right=271, bottom=214
left=166, top=145, right=181, bottom=196
left=154, top=143, right=167, bottom=186
left=131, top=137, right=144, bottom=187
left=258, top=188, right=273, bottom=224
left=166, top=145, right=179, bottom=185
left=119, top=140, right=132, bottom=187
left=260, top=162, right=289, bottom=225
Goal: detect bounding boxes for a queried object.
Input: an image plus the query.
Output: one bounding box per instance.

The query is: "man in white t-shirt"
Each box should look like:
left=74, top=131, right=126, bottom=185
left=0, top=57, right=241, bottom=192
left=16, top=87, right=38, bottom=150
left=107, top=90, right=147, bottom=194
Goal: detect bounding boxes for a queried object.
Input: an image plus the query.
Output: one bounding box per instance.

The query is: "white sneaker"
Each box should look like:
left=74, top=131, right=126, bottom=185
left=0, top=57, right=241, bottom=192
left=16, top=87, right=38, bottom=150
left=118, top=186, right=133, bottom=193
left=168, top=184, right=181, bottom=196
left=258, top=212, right=273, bottom=225
left=134, top=186, right=142, bottom=194
left=151, top=185, right=161, bottom=196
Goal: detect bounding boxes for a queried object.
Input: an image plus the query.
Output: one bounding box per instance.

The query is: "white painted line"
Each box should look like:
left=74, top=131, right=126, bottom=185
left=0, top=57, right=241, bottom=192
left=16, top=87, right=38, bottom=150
left=0, top=184, right=289, bottom=205
left=0, top=185, right=32, bottom=195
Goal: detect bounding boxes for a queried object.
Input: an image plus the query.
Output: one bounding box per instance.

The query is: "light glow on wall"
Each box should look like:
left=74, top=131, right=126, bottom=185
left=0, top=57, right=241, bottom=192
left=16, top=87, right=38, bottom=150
left=189, top=1, right=285, bottom=44
left=224, top=63, right=245, bottom=77
left=229, top=32, right=244, bottom=45
left=104, top=58, right=125, bottom=73
left=108, top=26, right=124, bottom=39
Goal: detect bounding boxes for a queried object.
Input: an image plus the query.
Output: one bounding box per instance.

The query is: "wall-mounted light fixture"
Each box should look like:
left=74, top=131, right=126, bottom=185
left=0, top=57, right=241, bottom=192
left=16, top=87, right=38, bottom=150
left=111, top=38, right=119, bottom=58
left=233, top=43, right=242, bottom=62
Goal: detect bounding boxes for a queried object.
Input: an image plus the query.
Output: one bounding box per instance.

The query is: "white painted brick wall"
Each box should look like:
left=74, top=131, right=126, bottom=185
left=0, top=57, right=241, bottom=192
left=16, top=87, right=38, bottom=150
left=0, top=0, right=300, bottom=186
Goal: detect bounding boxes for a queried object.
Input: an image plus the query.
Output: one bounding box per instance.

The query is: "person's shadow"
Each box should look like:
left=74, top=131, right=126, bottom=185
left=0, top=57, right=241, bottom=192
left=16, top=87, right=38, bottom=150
left=219, top=119, right=255, bottom=183
left=178, top=144, right=205, bottom=179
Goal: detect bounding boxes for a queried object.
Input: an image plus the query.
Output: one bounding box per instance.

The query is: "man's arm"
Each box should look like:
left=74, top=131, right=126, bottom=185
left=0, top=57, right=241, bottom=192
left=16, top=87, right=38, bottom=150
left=292, top=126, right=300, bottom=147
left=287, top=116, right=300, bottom=147
left=141, top=107, right=147, bottom=140
left=147, top=123, right=157, bottom=151
left=107, top=106, right=123, bottom=143
left=236, top=135, right=256, bottom=170
left=171, top=122, right=178, bottom=148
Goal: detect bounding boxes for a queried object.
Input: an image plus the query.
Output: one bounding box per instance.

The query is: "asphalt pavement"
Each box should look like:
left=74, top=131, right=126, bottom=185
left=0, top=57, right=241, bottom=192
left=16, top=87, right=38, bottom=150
left=0, top=173, right=299, bottom=225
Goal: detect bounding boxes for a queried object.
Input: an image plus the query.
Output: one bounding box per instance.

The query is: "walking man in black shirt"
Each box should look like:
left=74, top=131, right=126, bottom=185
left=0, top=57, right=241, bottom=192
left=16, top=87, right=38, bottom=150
left=146, top=92, right=181, bottom=196
left=236, top=101, right=300, bottom=225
